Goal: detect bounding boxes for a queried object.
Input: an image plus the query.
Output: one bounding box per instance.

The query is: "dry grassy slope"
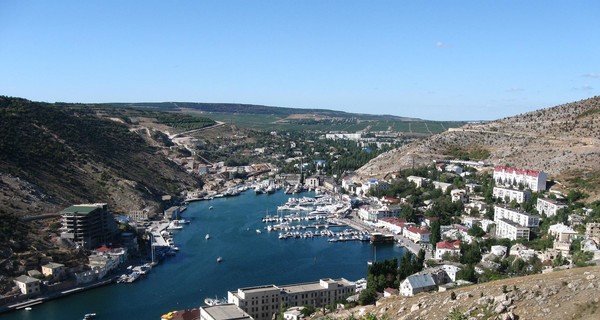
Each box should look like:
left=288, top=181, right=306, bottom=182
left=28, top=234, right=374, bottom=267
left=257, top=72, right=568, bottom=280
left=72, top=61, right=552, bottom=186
left=357, top=96, right=600, bottom=198
left=326, top=266, right=600, bottom=320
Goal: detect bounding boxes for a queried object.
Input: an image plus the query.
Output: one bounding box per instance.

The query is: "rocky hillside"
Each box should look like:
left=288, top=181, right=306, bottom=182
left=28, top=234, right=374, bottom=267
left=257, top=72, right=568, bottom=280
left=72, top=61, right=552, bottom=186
left=357, top=96, right=600, bottom=198
left=0, top=96, right=203, bottom=217
left=327, top=266, right=600, bottom=320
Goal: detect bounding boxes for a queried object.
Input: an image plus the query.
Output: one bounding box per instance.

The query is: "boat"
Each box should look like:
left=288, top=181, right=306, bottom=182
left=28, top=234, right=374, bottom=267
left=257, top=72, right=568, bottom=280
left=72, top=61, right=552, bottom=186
left=209, top=206, right=214, bottom=210
left=204, top=296, right=227, bottom=306
left=205, top=233, right=210, bottom=240
left=25, top=307, right=32, bottom=311
left=256, top=229, right=262, bottom=234
left=217, top=257, right=223, bottom=263
left=83, top=313, right=96, bottom=319
left=167, top=221, right=183, bottom=230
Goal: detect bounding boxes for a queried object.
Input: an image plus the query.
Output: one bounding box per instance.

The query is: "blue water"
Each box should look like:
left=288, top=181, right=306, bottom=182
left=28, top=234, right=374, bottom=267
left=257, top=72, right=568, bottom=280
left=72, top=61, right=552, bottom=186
left=6, top=191, right=405, bottom=320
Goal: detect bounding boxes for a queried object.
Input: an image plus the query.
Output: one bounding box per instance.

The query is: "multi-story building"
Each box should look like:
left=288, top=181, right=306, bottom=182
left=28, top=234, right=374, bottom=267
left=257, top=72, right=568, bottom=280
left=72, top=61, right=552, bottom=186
left=492, top=187, right=531, bottom=204
left=435, top=241, right=461, bottom=260
left=13, top=275, right=41, bottom=295
left=60, top=203, right=118, bottom=250
left=493, top=166, right=547, bottom=192
left=357, top=205, right=393, bottom=222
left=228, top=278, right=355, bottom=320
left=495, top=219, right=531, bottom=241
left=494, top=205, right=539, bottom=240
left=494, top=206, right=539, bottom=228
left=536, top=198, right=567, bottom=217
left=586, top=223, right=600, bottom=240
left=199, top=304, right=253, bottom=320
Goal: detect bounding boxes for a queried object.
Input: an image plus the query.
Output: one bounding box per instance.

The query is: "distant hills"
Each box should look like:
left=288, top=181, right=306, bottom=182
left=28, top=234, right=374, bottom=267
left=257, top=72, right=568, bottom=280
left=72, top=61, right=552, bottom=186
left=357, top=96, right=600, bottom=199
left=106, top=102, right=465, bottom=134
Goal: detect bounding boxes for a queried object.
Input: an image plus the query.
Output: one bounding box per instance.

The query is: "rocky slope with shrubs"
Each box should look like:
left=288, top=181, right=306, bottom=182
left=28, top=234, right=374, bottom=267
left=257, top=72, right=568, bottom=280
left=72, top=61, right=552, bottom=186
left=325, top=266, right=600, bottom=320
left=357, top=96, right=600, bottom=199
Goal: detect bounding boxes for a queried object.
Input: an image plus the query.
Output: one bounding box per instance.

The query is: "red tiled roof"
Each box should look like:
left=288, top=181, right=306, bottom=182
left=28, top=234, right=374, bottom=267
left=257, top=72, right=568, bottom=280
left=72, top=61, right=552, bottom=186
left=406, top=226, right=431, bottom=235
left=383, top=196, right=401, bottom=203
left=494, top=166, right=540, bottom=177
left=436, top=241, right=461, bottom=250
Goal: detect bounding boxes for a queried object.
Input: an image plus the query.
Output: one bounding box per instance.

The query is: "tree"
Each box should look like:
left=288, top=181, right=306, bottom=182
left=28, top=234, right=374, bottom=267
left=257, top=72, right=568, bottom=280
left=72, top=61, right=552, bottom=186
left=358, top=287, right=377, bottom=305
left=456, top=264, right=477, bottom=283
left=467, top=224, right=486, bottom=238
left=430, top=220, right=441, bottom=248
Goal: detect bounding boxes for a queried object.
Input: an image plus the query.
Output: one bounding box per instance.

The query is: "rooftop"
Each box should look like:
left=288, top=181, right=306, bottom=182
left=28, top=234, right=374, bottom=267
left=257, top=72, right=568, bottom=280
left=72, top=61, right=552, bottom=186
left=201, top=304, right=252, bottom=320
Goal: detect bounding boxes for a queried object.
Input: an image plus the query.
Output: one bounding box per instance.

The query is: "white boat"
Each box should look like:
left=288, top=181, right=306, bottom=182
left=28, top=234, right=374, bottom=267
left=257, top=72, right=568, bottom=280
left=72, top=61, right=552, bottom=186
left=204, top=297, right=227, bottom=306
left=205, top=234, right=210, bottom=240
left=217, top=256, right=223, bottom=263
left=256, top=229, right=262, bottom=234
left=167, top=221, right=183, bottom=230
left=25, top=307, right=32, bottom=311
left=209, top=206, right=214, bottom=210
left=83, top=313, right=96, bottom=319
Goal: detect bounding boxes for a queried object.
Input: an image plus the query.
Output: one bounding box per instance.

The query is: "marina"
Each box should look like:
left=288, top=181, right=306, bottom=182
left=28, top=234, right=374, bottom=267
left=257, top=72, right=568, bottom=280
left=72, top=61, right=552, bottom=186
left=2, top=190, right=406, bottom=320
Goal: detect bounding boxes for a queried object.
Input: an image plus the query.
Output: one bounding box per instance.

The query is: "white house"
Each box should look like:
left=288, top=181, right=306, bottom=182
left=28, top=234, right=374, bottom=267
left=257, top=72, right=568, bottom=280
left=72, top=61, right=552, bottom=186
left=14, top=275, right=41, bottom=295
left=435, top=241, right=461, bottom=260
left=407, top=176, right=428, bottom=188
left=399, top=274, right=437, bottom=296
left=451, top=189, right=468, bottom=203
left=404, top=227, right=431, bottom=243
left=490, top=245, right=508, bottom=257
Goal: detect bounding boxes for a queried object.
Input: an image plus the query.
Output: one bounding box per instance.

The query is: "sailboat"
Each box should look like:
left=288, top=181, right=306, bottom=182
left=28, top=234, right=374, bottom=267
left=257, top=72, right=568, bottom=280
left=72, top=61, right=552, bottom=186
left=367, top=246, right=377, bottom=266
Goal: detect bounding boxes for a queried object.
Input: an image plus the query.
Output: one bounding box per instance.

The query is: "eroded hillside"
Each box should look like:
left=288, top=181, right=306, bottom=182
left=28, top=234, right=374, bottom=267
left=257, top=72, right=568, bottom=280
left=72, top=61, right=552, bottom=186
left=357, top=96, right=600, bottom=198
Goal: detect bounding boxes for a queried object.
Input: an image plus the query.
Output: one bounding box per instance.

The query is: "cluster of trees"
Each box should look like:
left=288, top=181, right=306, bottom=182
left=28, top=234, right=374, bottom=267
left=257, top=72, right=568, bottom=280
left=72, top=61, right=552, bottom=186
left=358, top=250, right=426, bottom=305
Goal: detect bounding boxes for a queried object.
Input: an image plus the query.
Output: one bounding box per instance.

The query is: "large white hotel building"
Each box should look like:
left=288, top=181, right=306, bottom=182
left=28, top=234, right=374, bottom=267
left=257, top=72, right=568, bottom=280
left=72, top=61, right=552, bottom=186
left=227, top=278, right=355, bottom=320
left=493, top=166, right=547, bottom=192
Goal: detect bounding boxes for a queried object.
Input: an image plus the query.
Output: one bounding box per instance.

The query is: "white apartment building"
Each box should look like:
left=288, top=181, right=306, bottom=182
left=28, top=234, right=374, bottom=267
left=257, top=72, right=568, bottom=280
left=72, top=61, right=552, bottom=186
left=536, top=198, right=567, bottom=217
left=495, top=219, right=531, bottom=240
left=494, top=206, right=539, bottom=240
left=228, top=278, right=355, bottom=320
left=357, top=206, right=393, bottom=222
left=492, top=187, right=531, bottom=204
left=494, top=206, right=539, bottom=228
left=493, top=166, right=547, bottom=192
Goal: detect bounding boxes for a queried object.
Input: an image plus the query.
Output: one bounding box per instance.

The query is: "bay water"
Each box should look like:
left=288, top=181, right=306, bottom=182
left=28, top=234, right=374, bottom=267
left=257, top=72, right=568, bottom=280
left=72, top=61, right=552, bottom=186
left=6, top=190, right=406, bottom=320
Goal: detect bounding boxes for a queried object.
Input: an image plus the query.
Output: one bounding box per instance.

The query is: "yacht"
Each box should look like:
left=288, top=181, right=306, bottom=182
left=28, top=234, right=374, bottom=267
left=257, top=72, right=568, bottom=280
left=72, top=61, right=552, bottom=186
left=204, top=297, right=227, bottom=306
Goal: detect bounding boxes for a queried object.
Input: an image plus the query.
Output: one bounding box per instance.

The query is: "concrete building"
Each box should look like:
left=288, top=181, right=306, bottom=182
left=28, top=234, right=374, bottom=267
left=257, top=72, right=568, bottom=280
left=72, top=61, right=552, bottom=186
left=494, top=206, right=539, bottom=228
left=495, top=219, right=531, bottom=241
left=432, top=181, right=452, bottom=192
left=228, top=278, right=355, bottom=320
left=60, top=203, right=118, bottom=250
left=407, top=176, right=427, bottom=188
left=199, top=304, right=253, bottom=320
left=404, top=227, right=431, bottom=243
left=41, top=262, right=66, bottom=280
left=435, top=241, right=461, bottom=260
left=536, top=198, right=567, bottom=217
left=493, top=166, right=547, bottom=192
left=492, top=187, right=531, bottom=204
left=14, top=275, right=41, bottom=295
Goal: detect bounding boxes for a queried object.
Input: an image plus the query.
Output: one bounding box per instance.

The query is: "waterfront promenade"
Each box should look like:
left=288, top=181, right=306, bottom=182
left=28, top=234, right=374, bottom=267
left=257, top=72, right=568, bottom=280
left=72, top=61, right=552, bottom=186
left=336, top=212, right=433, bottom=260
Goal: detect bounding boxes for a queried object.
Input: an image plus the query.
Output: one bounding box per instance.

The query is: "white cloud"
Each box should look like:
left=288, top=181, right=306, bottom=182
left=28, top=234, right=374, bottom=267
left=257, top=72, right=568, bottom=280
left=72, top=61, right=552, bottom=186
left=572, top=84, right=593, bottom=91
left=505, top=87, right=524, bottom=93
left=435, top=41, right=452, bottom=49
left=582, top=73, right=600, bottom=78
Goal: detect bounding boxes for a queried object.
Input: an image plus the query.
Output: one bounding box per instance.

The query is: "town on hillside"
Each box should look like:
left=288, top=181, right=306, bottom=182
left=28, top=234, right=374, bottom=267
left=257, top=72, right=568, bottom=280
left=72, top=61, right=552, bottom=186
left=4, top=124, right=600, bottom=320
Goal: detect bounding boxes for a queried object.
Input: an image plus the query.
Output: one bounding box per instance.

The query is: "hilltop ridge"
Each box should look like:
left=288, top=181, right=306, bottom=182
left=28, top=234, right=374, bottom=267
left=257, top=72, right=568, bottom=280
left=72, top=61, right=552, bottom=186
left=357, top=96, right=600, bottom=198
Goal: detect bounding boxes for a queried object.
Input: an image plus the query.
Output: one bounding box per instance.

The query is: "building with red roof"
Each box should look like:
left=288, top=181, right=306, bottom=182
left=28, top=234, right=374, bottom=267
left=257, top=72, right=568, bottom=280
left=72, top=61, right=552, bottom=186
left=435, top=240, right=462, bottom=260
left=493, top=166, right=547, bottom=192
left=404, top=226, right=431, bottom=243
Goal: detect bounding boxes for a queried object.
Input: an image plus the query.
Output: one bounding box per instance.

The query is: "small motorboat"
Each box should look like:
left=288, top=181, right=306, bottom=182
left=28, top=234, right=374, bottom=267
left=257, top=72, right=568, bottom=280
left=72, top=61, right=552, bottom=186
left=83, top=313, right=97, bottom=319
left=217, top=257, right=223, bottom=263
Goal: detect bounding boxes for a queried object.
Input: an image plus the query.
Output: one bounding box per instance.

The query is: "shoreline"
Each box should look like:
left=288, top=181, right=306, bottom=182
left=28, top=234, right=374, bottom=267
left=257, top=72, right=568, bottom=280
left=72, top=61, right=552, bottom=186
left=0, top=277, right=116, bottom=315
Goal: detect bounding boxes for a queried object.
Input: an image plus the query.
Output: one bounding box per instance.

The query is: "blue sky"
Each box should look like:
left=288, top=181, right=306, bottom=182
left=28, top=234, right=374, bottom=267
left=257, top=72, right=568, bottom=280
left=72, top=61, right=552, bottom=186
left=1, top=1, right=598, bottom=121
